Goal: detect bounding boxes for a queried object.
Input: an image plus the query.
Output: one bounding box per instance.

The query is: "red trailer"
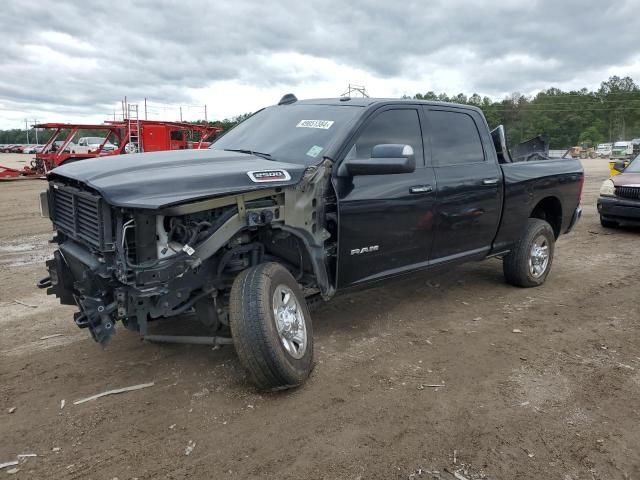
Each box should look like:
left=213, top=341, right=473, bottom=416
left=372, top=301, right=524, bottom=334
left=1, top=120, right=222, bottom=179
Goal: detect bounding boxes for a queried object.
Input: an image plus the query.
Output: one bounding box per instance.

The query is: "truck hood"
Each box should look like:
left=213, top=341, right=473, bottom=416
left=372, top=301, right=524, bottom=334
left=48, top=149, right=308, bottom=209
left=612, top=172, right=640, bottom=187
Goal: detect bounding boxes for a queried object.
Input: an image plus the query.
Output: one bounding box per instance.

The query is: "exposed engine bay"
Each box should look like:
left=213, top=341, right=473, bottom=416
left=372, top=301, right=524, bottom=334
left=40, top=160, right=336, bottom=345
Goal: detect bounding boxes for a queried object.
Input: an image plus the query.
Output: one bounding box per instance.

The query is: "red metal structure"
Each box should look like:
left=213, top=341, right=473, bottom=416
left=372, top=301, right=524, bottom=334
left=1, top=120, right=222, bottom=179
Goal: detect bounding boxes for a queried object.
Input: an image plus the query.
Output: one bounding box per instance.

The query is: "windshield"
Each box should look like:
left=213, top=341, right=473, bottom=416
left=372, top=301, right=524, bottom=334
left=625, top=155, right=640, bottom=173
left=86, top=137, right=106, bottom=144
left=210, top=104, right=362, bottom=164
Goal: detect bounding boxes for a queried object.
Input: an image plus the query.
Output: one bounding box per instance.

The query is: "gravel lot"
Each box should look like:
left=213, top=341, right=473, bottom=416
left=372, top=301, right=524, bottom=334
left=1, top=154, right=638, bottom=479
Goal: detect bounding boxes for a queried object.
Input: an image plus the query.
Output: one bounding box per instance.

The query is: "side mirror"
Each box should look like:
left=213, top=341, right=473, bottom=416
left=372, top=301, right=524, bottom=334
left=613, top=160, right=626, bottom=173
left=343, top=144, right=416, bottom=176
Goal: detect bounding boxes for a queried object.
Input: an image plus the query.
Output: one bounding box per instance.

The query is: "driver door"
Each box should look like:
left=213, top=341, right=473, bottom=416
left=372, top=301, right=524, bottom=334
left=334, top=106, right=437, bottom=288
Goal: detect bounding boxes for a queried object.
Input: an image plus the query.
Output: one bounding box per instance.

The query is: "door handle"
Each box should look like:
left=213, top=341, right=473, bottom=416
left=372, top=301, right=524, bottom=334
left=410, top=185, right=433, bottom=194
left=482, top=178, right=499, bottom=185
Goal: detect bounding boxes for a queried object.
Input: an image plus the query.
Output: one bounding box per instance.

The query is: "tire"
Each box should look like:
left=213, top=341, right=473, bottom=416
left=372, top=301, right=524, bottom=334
left=600, top=216, right=619, bottom=229
left=503, top=218, right=555, bottom=288
left=229, top=262, right=313, bottom=391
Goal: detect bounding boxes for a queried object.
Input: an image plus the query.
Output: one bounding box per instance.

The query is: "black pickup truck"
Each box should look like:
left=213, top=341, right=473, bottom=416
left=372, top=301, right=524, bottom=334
left=39, top=96, right=584, bottom=390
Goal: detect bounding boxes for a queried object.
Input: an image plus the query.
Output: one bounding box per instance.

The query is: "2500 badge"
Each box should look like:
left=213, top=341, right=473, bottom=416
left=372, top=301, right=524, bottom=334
left=247, top=170, right=292, bottom=182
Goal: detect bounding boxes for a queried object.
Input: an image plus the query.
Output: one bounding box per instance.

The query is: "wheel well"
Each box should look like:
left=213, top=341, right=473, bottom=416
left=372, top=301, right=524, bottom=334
left=259, top=229, right=313, bottom=282
left=530, top=196, right=562, bottom=238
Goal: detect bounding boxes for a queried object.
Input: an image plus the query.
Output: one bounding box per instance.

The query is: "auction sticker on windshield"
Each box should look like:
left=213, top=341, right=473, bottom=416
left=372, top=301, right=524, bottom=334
left=296, top=120, right=334, bottom=129
left=306, top=145, right=323, bottom=158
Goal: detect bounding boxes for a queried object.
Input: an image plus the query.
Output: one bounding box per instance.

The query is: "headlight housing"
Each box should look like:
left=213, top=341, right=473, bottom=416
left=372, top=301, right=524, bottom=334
left=600, top=179, right=615, bottom=197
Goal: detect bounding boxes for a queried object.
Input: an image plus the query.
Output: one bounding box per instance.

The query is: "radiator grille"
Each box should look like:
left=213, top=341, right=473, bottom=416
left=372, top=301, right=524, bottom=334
left=51, top=183, right=113, bottom=250
left=615, top=186, right=640, bottom=201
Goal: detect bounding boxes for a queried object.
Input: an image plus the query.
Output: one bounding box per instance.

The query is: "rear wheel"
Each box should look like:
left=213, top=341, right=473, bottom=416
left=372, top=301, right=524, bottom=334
left=229, top=262, right=313, bottom=391
left=503, top=218, right=555, bottom=287
left=600, top=216, right=619, bottom=229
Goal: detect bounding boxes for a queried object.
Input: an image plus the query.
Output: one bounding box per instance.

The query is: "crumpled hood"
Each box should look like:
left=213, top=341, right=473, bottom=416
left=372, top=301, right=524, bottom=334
left=48, top=149, right=308, bottom=209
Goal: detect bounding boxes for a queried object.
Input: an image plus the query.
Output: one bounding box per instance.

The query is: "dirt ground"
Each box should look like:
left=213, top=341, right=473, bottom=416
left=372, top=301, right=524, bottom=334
left=1, top=154, right=638, bottom=480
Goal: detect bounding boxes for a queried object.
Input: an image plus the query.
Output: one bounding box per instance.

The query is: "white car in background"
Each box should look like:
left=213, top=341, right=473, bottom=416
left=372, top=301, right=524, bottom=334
left=75, top=137, right=117, bottom=154
left=596, top=143, right=612, bottom=157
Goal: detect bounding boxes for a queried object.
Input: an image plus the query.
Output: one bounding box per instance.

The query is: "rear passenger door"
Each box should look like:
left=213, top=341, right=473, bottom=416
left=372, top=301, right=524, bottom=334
left=424, top=108, right=503, bottom=263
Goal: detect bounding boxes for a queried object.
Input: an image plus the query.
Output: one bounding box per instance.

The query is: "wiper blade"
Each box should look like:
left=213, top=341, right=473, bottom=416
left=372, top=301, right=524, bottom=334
left=223, top=148, right=272, bottom=160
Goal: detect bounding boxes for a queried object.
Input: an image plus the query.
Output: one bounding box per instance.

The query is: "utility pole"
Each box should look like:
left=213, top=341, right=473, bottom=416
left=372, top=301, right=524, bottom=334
left=144, top=97, right=148, bottom=120
left=180, top=106, right=183, bottom=122
left=204, top=104, right=208, bottom=124
left=34, top=119, right=38, bottom=144
left=25, top=119, right=29, bottom=144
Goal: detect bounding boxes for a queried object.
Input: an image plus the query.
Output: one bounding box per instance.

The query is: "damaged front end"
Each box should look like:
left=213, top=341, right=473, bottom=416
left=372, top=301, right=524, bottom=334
left=39, top=161, right=335, bottom=346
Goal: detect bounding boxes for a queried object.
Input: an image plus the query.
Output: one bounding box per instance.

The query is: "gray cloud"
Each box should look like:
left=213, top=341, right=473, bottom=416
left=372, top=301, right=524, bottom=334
left=0, top=0, right=638, bottom=123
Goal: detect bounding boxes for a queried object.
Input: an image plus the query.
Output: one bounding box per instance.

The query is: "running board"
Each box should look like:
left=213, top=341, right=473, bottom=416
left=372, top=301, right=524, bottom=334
left=143, top=334, right=233, bottom=346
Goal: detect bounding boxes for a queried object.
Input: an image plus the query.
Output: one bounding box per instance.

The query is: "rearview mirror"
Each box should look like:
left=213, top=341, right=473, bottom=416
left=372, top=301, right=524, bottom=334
left=613, top=160, right=626, bottom=173
left=343, top=144, right=416, bottom=176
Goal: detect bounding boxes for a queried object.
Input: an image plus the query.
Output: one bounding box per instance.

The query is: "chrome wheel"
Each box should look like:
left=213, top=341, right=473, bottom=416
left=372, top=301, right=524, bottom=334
left=529, top=235, right=549, bottom=278
left=273, top=285, right=307, bottom=359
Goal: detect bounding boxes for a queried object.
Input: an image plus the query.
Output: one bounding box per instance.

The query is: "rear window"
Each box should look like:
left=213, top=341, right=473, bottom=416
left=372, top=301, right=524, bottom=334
left=429, top=110, right=485, bottom=166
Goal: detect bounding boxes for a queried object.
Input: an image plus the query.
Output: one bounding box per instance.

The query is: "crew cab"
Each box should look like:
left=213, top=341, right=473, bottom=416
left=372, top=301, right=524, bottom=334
left=39, top=96, right=584, bottom=390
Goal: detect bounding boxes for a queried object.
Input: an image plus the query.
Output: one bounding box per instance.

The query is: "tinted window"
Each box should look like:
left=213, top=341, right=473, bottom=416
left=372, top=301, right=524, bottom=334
left=626, top=155, right=640, bottom=172
left=211, top=104, right=362, bottom=165
left=348, top=109, right=423, bottom=162
left=430, top=110, right=484, bottom=165
left=170, top=130, right=184, bottom=141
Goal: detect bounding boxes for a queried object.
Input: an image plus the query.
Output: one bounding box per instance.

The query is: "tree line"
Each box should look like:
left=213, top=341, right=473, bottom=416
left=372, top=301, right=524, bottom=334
left=1, top=76, right=638, bottom=149
left=412, top=75, right=640, bottom=148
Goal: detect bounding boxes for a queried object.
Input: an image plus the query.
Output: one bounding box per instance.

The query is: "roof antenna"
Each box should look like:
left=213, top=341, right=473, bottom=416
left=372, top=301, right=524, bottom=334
left=278, top=93, right=298, bottom=105
left=341, top=83, right=369, bottom=98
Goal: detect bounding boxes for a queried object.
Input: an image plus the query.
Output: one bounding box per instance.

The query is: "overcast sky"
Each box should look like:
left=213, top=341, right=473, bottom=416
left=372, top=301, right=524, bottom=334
left=0, top=0, right=639, bottom=130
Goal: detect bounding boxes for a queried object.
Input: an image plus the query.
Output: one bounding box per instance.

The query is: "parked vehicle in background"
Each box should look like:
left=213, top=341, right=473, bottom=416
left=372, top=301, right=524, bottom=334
left=611, top=141, right=633, bottom=159
left=598, top=155, right=640, bottom=227
left=569, top=143, right=597, bottom=159
left=597, top=143, right=613, bottom=157
left=0, top=120, right=222, bottom=179
left=23, top=144, right=45, bottom=154
left=74, top=137, right=117, bottom=154
left=39, top=95, right=584, bottom=390
left=52, top=141, right=75, bottom=153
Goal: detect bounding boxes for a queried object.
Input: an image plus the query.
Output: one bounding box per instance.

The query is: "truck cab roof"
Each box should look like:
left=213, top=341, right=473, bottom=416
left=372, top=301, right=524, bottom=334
left=294, top=97, right=484, bottom=114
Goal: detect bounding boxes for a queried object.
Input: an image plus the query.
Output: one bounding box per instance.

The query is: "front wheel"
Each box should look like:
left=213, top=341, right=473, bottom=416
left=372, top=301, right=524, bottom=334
left=503, top=218, right=555, bottom=287
left=229, top=262, right=313, bottom=391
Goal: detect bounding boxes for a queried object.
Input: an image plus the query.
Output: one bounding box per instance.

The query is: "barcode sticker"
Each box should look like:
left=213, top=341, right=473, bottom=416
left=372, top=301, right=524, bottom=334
left=296, top=120, right=334, bottom=130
